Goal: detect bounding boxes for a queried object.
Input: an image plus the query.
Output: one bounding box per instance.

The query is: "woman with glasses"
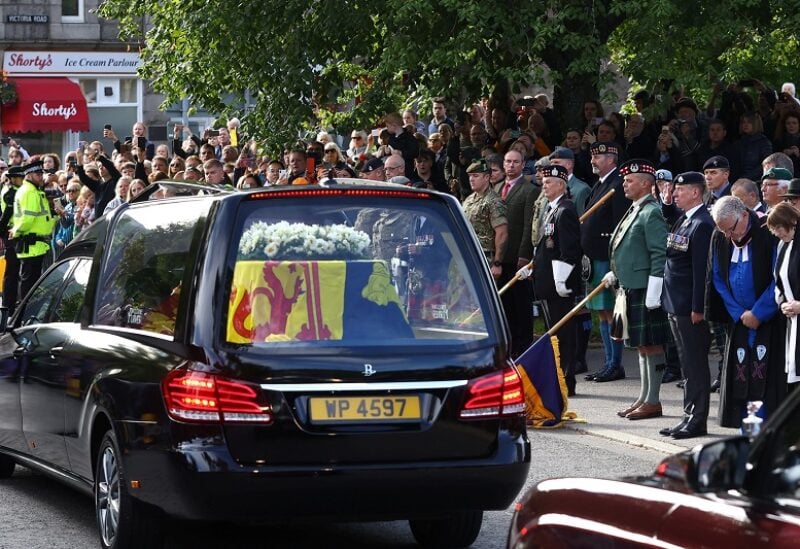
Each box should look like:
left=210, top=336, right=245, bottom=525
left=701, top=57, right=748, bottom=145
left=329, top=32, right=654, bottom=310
left=346, top=130, right=368, bottom=165
left=319, top=143, right=356, bottom=180
left=168, top=156, right=185, bottom=178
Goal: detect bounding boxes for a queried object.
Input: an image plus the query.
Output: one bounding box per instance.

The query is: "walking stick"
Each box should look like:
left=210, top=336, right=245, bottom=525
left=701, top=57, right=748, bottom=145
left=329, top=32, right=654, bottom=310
left=497, top=259, right=533, bottom=296
left=459, top=258, right=535, bottom=326
left=579, top=188, right=615, bottom=224
left=546, top=281, right=607, bottom=336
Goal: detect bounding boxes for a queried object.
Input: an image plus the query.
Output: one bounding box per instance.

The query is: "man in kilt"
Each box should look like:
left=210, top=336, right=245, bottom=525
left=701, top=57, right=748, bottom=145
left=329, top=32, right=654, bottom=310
left=602, top=158, right=670, bottom=420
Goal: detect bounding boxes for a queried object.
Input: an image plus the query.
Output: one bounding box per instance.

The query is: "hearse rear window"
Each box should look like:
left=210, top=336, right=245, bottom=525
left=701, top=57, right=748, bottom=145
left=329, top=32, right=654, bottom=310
left=225, top=196, right=491, bottom=346
left=95, top=201, right=207, bottom=336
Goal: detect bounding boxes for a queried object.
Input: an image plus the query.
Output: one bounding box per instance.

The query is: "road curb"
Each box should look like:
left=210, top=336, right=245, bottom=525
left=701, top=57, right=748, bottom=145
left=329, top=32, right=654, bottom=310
left=563, top=423, right=687, bottom=455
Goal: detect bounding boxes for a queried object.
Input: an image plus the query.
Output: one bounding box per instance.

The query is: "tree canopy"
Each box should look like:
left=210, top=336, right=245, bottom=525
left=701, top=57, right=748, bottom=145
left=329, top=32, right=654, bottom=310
left=98, top=0, right=800, bottom=151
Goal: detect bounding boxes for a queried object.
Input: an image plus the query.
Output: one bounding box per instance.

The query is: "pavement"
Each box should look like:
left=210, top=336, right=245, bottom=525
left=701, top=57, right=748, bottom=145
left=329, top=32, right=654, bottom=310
left=555, top=344, right=734, bottom=455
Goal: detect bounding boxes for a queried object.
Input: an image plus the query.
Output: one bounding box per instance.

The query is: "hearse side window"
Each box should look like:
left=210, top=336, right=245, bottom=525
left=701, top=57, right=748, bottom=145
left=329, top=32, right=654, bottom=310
left=95, top=202, right=205, bottom=337
left=50, top=259, right=92, bottom=323
left=17, top=261, right=75, bottom=326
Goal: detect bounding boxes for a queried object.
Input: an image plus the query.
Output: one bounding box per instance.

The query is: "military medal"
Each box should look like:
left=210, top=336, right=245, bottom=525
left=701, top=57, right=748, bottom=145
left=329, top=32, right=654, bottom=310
left=545, top=237, right=554, bottom=249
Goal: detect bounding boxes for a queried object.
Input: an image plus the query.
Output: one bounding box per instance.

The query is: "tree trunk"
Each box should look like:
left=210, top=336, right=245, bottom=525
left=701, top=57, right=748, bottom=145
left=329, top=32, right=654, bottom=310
left=552, top=71, right=599, bottom=133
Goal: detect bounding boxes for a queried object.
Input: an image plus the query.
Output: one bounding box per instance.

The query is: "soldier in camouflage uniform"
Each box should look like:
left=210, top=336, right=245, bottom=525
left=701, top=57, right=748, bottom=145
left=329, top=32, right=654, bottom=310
left=462, top=159, right=508, bottom=279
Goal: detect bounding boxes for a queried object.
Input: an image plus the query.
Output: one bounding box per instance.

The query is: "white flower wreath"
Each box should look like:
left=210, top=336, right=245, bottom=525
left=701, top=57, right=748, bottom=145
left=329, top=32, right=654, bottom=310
left=238, top=221, right=371, bottom=260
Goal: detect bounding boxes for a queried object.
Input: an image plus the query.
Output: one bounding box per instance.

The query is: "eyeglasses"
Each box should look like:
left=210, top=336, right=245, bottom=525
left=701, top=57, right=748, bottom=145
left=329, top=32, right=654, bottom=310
left=351, top=136, right=362, bottom=140
left=325, top=149, right=337, bottom=154
left=67, top=188, right=79, bottom=193
left=720, top=215, right=741, bottom=236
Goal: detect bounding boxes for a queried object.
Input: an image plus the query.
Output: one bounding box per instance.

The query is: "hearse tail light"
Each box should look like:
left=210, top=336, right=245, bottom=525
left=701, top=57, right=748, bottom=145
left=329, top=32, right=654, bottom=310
left=459, top=367, right=525, bottom=419
left=162, top=369, right=272, bottom=424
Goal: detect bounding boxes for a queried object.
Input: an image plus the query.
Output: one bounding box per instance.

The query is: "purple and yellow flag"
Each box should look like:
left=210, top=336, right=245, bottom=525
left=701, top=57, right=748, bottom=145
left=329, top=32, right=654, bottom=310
left=516, top=335, right=570, bottom=428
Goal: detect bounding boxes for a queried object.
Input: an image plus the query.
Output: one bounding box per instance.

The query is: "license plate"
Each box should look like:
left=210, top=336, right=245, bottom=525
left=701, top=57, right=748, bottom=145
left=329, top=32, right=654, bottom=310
left=309, top=395, right=421, bottom=424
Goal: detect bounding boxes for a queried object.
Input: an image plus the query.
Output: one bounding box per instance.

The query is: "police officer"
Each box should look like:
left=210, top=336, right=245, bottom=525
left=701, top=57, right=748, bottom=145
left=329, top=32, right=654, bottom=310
left=0, top=166, right=23, bottom=311
left=11, top=160, right=56, bottom=300
left=462, top=158, right=508, bottom=278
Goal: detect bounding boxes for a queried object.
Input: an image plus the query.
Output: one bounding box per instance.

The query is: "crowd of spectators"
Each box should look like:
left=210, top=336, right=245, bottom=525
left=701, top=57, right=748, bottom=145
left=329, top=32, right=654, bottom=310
left=2, top=79, right=800, bottom=437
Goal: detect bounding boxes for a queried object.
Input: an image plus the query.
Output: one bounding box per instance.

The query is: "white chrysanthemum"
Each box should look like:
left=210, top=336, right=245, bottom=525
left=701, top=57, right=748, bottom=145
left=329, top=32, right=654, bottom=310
left=264, top=242, right=279, bottom=257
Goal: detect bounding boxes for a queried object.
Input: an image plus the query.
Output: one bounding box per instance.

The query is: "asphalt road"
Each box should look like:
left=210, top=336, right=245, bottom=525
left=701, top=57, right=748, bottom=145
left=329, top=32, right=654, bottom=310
left=0, top=428, right=665, bottom=549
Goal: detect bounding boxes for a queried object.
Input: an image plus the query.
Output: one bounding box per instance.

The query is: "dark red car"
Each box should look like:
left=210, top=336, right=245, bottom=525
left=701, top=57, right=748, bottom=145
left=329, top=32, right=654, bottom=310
left=508, top=389, right=800, bottom=548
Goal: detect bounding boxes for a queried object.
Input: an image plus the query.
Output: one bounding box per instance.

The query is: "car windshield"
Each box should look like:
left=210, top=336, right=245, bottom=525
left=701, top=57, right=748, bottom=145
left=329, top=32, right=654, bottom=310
left=224, top=191, right=492, bottom=347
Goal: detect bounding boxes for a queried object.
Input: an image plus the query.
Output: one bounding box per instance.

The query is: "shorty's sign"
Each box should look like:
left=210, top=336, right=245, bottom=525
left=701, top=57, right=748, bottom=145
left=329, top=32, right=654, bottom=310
left=1, top=77, right=90, bottom=132
left=33, top=102, right=79, bottom=120
left=3, top=51, right=141, bottom=75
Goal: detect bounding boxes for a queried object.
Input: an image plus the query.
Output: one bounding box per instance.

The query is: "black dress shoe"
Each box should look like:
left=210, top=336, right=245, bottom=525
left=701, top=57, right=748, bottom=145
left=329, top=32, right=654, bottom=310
left=594, top=366, right=625, bottom=382
left=710, top=378, right=721, bottom=393
left=661, top=370, right=682, bottom=383
left=574, top=361, right=588, bottom=374
left=659, top=420, right=688, bottom=436
left=584, top=369, right=605, bottom=381
left=671, top=424, right=707, bottom=439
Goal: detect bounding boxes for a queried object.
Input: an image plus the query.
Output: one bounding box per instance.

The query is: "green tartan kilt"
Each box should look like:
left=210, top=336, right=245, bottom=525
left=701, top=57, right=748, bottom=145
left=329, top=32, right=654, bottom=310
left=624, top=287, right=669, bottom=348
left=586, top=259, right=615, bottom=310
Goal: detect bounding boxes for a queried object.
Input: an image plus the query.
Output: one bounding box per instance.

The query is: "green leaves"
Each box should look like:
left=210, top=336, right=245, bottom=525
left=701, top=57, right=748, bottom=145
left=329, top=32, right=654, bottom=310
left=98, top=0, right=800, bottom=151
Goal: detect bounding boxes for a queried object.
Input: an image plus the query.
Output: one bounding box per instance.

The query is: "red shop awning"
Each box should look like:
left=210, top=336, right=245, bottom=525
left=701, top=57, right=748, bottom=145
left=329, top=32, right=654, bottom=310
left=1, top=77, right=90, bottom=133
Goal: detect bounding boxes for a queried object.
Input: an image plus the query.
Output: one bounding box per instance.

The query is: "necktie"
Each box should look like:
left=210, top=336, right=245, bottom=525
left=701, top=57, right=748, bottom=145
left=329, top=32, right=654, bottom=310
left=502, top=181, right=512, bottom=199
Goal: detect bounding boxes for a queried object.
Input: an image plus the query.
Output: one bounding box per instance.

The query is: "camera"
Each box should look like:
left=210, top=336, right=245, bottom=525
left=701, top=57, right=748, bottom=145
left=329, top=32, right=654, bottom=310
left=207, top=130, right=220, bottom=138
left=136, top=136, right=146, bottom=149
left=517, top=97, right=536, bottom=107
left=104, top=124, right=112, bottom=130
left=44, top=188, right=64, bottom=200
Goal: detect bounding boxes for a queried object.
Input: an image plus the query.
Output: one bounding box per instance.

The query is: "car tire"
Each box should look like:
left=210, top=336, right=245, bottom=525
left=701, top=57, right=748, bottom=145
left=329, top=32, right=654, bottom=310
left=0, top=453, right=15, bottom=478
left=409, top=510, right=483, bottom=548
left=95, top=430, right=163, bottom=549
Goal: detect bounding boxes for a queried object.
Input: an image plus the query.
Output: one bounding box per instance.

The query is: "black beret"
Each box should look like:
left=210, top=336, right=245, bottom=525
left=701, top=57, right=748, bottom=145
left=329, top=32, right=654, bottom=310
left=703, top=155, right=730, bottom=170
left=674, top=171, right=705, bottom=186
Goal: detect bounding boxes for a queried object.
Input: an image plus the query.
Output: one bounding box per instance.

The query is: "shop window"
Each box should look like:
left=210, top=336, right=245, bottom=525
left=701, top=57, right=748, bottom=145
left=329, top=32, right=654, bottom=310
left=62, top=0, right=84, bottom=21
left=78, top=79, right=97, bottom=104
left=120, top=79, right=137, bottom=104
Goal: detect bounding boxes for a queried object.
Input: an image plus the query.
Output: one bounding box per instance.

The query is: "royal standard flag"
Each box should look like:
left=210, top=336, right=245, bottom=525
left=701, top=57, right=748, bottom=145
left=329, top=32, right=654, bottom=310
left=227, top=260, right=412, bottom=343
left=516, top=335, right=569, bottom=428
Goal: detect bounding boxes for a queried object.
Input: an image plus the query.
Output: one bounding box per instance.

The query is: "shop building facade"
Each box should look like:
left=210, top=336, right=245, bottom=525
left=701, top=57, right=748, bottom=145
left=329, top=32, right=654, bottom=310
left=0, top=1, right=210, bottom=160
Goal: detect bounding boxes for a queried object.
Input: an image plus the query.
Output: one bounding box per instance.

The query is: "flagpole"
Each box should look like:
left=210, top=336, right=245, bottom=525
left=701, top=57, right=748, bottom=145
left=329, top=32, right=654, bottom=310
left=545, top=282, right=607, bottom=336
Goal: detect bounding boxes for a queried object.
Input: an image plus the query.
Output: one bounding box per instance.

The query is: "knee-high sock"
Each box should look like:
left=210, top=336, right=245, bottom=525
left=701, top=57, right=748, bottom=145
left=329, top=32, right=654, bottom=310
left=599, top=320, right=612, bottom=366
left=637, top=354, right=648, bottom=404
left=610, top=336, right=623, bottom=368
left=645, top=352, right=666, bottom=404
